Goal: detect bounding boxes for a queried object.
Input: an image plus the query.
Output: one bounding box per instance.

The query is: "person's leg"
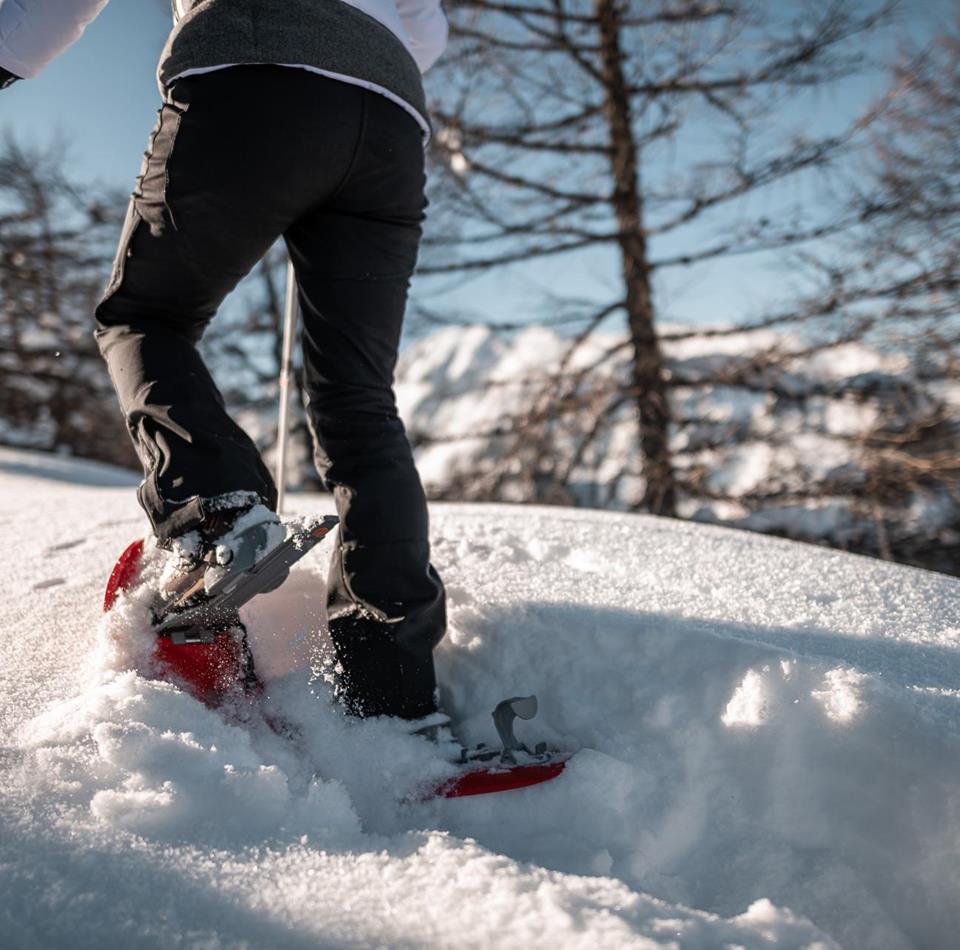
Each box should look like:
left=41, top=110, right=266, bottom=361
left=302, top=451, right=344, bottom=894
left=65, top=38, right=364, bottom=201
left=285, top=90, right=445, bottom=720
left=95, top=67, right=365, bottom=540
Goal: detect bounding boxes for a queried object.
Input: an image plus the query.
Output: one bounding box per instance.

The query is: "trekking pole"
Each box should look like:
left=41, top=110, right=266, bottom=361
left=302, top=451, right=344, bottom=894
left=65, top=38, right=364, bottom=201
left=275, top=256, right=298, bottom=515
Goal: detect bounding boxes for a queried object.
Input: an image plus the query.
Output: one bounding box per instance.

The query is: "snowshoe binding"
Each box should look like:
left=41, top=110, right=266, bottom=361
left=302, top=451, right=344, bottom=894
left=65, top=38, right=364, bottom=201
left=417, top=696, right=571, bottom=799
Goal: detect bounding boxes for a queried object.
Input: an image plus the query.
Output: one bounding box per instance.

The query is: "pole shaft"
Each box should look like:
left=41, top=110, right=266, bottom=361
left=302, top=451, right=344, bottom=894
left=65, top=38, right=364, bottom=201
left=275, top=256, right=298, bottom=515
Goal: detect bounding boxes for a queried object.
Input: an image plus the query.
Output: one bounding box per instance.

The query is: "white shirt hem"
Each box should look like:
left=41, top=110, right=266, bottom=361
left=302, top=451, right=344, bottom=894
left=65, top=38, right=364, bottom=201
left=166, top=63, right=432, bottom=149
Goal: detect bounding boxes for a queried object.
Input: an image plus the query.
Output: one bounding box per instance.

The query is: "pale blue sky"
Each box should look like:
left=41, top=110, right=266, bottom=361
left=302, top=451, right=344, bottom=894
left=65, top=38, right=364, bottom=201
left=0, top=0, right=954, bottom=332
left=1, top=3, right=171, bottom=186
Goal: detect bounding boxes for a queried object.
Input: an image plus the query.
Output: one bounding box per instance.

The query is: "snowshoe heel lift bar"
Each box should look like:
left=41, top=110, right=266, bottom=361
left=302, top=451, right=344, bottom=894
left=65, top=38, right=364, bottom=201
left=491, top=695, right=549, bottom=764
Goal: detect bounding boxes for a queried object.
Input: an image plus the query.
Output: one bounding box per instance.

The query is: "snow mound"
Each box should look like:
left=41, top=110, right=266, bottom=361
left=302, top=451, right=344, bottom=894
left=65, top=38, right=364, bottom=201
left=2, top=449, right=960, bottom=948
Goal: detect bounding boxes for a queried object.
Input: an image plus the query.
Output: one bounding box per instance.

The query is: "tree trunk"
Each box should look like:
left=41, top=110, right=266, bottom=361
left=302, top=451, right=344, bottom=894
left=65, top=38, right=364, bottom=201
left=594, top=0, right=676, bottom=515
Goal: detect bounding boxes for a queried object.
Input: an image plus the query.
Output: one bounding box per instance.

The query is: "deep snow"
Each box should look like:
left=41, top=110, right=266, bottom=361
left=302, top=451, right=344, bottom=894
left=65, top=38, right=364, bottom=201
left=2, top=447, right=959, bottom=949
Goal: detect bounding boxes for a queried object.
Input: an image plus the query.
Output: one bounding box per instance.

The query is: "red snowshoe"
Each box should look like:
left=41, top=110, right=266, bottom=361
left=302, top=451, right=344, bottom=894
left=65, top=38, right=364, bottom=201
left=428, top=696, right=571, bottom=799
left=102, top=515, right=339, bottom=706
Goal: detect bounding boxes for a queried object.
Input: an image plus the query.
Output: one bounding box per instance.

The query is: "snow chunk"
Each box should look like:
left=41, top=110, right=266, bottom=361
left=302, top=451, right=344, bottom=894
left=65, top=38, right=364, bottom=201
left=723, top=668, right=770, bottom=727
left=812, top=668, right=867, bottom=724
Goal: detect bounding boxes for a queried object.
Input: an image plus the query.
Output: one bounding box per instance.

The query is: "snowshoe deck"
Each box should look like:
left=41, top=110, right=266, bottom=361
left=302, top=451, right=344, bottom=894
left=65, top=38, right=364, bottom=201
left=425, top=696, right=570, bottom=798
left=435, top=754, right=570, bottom=798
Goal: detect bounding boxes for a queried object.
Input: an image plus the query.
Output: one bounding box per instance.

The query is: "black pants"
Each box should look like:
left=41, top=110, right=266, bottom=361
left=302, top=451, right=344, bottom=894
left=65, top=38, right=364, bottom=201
left=95, top=66, right=445, bottom=719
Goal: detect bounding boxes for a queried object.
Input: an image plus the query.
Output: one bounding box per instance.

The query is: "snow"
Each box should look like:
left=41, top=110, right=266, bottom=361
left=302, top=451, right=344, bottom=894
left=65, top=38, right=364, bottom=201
left=393, top=325, right=959, bottom=563
left=2, top=447, right=960, bottom=948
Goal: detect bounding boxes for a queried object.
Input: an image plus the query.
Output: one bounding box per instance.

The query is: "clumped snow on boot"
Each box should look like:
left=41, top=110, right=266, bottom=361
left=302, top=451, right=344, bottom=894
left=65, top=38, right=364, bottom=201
left=159, top=502, right=286, bottom=614
left=409, top=710, right=464, bottom=763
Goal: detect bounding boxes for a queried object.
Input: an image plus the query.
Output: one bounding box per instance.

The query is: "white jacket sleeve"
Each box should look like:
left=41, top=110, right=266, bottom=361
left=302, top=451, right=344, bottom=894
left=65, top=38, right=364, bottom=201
left=395, top=0, right=448, bottom=74
left=0, top=0, right=109, bottom=79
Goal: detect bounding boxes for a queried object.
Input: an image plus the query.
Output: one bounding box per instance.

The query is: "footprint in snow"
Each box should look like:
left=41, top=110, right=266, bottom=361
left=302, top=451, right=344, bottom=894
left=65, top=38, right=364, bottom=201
left=46, top=538, right=84, bottom=554
left=32, top=577, right=66, bottom=591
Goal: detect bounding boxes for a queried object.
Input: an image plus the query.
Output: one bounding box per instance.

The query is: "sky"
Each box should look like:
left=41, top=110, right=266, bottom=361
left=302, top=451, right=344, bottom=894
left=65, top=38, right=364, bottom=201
left=1, top=3, right=172, bottom=188
left=0, top=0, right=955, bottom=335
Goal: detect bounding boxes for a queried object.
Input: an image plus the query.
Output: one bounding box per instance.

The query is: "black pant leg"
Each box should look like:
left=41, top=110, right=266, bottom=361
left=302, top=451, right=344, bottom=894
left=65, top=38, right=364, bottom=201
left=95, top=68, right=364, bottom=539
left=285, top=91, right=446, bottom=719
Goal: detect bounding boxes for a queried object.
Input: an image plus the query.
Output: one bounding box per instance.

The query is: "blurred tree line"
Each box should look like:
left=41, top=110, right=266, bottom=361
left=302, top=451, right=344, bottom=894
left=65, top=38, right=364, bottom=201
left=0, top=141, right=131, bottom=465
left=0, top=0, right=957, bottom=574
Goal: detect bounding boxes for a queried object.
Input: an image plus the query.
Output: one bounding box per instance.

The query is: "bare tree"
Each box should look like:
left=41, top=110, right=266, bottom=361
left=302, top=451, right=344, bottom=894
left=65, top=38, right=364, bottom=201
left=0, top=138, right=134, bottom=467
left=420, top=0, right=893, bottom=515
left=802, top=16, right=960, bottom=571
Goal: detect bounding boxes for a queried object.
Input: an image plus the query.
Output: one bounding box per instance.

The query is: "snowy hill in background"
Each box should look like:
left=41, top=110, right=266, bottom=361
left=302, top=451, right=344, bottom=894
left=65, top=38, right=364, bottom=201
left=395, top=325, right=960, bottom=573
left=2, top=446, right=960, bottom=948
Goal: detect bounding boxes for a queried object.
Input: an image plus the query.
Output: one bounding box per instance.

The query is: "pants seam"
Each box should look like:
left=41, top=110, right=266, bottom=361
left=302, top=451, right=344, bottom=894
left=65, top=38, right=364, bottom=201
left=325, top=89, right=369, bottom=205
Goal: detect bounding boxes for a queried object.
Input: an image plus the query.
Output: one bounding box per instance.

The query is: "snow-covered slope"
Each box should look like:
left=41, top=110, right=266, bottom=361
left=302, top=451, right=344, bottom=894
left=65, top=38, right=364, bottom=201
left=394, top=325, right=960, bottom=572
left=2, top=447, right=959, bottom=949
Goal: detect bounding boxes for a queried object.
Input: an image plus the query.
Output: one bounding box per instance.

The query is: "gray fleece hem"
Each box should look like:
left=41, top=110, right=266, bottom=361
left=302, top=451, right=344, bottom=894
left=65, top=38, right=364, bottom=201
left=156, top=0, right=432, bottom=144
